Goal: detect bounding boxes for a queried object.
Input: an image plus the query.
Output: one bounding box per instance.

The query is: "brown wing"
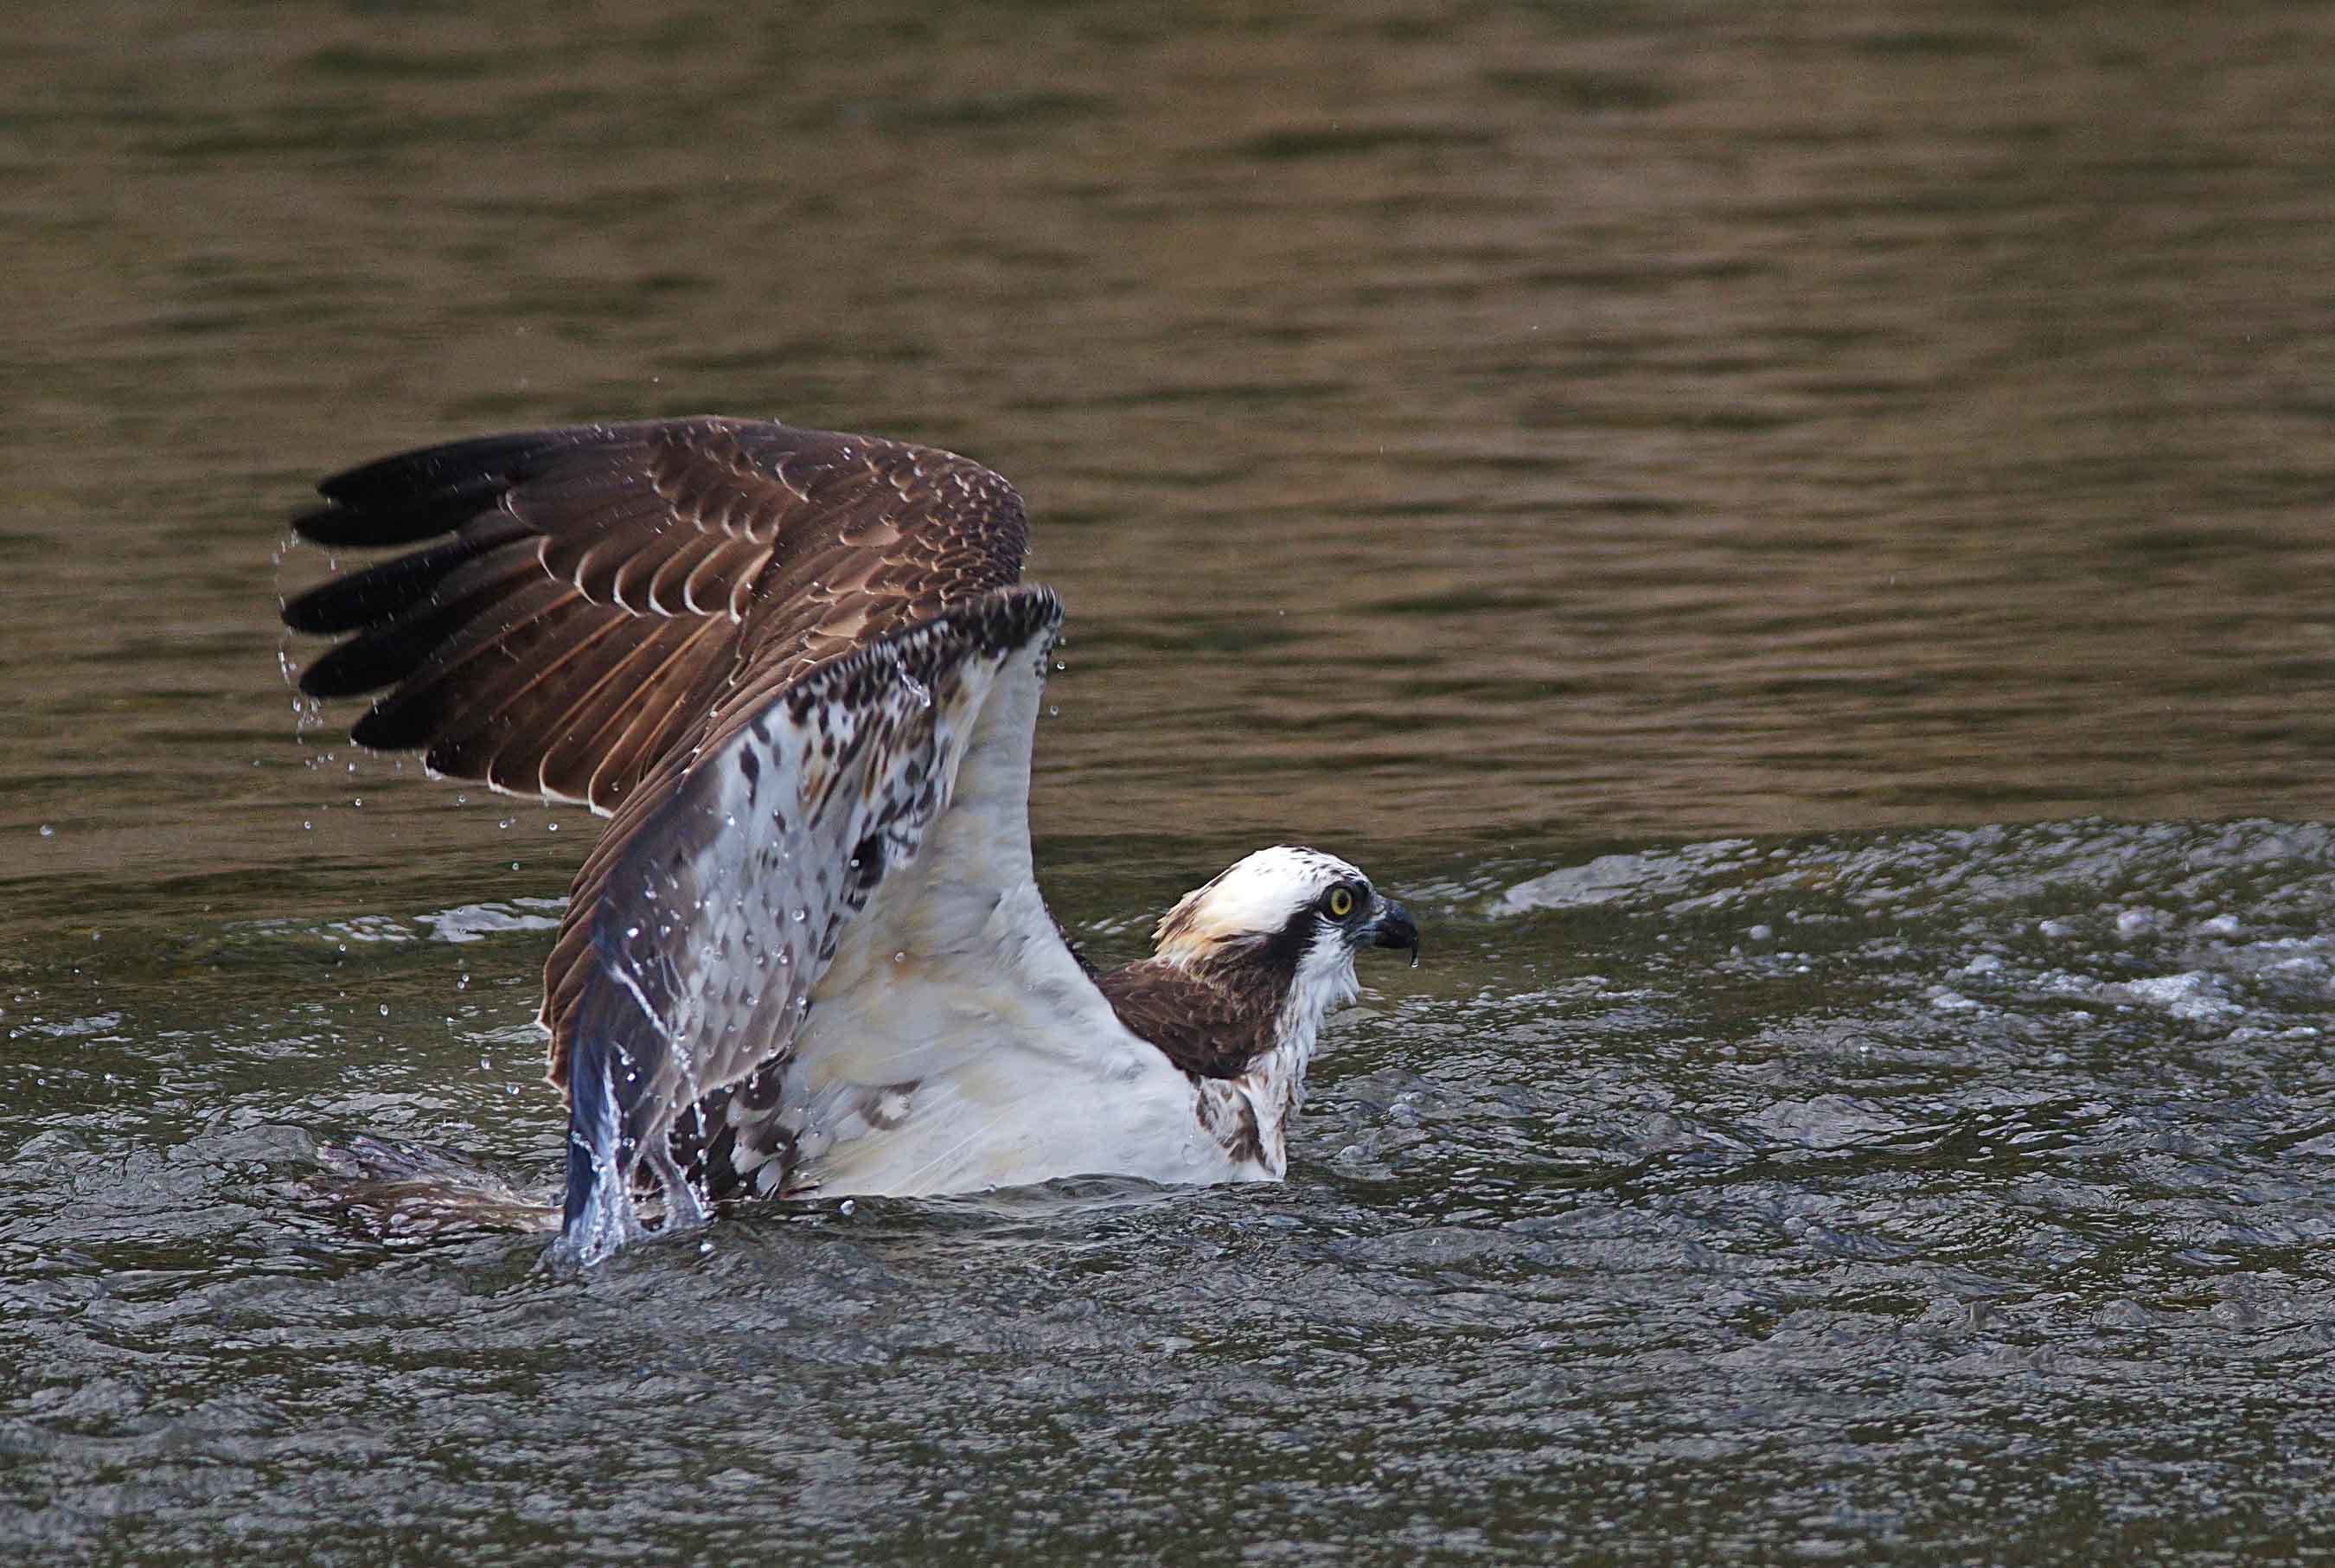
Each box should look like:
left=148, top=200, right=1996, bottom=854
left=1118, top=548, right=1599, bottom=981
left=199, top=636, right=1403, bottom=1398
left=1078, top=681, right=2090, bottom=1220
left=282, top=416, right=1032, bottom=1087
left=285, top=417, right=1028, bottom=810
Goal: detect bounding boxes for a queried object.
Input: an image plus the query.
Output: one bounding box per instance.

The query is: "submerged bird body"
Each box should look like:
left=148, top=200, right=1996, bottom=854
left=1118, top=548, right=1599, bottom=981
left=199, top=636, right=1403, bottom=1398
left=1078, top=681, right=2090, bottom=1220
left=280, top=419, right=1417, bottom=1258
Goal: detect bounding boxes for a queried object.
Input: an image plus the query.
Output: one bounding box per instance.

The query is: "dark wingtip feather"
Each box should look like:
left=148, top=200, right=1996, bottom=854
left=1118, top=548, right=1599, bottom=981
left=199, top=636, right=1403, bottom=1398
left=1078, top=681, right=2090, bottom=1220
left=289, top=503, right=357, bottom=547
left=294, top=427, right=618, bottom=547
left=316, top=430, right=581, bottom=505
left=282, top=537, right=481, bottom=634
left=297, top=593, right=479, bottom=698
left=297, top=639, right=398, bottom=700
left=292, top=490, right=502, bottom=549
left=349, top=699, right=447, bottom=755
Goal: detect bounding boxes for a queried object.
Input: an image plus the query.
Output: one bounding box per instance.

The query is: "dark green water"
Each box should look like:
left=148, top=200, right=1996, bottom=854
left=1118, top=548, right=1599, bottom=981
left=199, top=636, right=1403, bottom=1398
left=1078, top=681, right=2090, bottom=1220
left=6, top=3, right=2335, bottom=1562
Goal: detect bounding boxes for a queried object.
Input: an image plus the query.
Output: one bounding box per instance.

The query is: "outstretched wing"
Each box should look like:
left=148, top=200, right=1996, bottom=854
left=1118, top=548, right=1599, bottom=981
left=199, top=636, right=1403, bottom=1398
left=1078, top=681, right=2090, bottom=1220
left=282, top=418, right=1027, bottom=814
left=281, top=416, right=1031, bottom=1087
left=556, top=588, right=1064, bottom=1262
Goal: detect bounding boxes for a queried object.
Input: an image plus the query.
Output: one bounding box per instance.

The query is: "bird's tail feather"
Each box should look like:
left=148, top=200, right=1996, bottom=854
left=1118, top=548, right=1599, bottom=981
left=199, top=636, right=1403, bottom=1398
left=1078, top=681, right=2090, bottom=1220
left=314, top=1134, right=560, bottom=1238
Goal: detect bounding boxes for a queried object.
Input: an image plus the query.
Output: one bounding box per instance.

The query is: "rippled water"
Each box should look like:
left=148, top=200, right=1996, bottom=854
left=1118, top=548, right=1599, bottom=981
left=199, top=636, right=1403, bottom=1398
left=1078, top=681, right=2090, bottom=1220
left=7, top=2, right=2335, bottom=1562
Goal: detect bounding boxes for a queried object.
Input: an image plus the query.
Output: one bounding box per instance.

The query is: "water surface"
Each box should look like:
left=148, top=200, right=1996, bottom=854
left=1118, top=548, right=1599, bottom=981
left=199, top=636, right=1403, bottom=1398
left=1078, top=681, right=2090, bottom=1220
left=4, top=2, right=2333, bottom=1562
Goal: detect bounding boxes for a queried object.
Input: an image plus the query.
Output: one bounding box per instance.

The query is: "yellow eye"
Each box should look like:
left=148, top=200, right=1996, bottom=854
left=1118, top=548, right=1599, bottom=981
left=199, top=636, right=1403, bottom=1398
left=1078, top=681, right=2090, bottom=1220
left=1326, top=886, right=1355, bottom=919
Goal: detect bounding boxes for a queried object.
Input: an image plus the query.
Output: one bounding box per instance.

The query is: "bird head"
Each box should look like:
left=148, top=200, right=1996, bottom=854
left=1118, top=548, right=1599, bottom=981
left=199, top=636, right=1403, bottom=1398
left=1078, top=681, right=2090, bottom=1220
left=1152, top=845, right=1419, bottom=1019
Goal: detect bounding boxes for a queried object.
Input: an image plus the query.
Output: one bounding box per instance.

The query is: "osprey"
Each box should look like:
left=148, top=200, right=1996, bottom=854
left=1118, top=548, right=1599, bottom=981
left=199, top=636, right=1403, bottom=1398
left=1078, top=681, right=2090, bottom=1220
left=280, top=419, right=1419, bottom=1261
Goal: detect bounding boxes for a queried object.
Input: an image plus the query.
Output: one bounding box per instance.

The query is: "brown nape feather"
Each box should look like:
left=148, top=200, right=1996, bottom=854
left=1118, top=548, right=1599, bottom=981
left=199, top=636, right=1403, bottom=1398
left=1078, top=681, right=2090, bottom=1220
left=1095, top=957, right=1284, bottom=1080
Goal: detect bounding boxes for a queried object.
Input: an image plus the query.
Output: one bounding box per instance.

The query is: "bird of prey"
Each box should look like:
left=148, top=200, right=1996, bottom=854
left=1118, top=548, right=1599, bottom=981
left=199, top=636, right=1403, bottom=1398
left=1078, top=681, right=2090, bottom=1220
left=280, top=419, right=1418, bottom=1262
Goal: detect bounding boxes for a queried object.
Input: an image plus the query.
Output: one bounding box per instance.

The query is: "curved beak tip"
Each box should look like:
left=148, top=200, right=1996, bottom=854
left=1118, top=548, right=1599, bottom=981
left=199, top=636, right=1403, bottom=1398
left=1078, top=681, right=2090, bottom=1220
left=1371, top=900, right=1421, bottom=968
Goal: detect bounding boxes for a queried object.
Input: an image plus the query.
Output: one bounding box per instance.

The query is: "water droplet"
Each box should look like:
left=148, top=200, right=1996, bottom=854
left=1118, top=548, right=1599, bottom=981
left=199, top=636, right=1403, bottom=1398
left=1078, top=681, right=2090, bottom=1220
left=547, top=822, right=560, bottom=833
left=36, top=824, right=54, bottom=839
left=378, top=1004, right=389, bottom=1017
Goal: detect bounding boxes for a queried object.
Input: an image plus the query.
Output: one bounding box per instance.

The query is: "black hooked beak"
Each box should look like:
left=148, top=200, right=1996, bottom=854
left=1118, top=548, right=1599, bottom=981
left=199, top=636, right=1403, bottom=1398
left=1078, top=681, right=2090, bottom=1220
left=1368, top=899, right=1421, bottom=968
